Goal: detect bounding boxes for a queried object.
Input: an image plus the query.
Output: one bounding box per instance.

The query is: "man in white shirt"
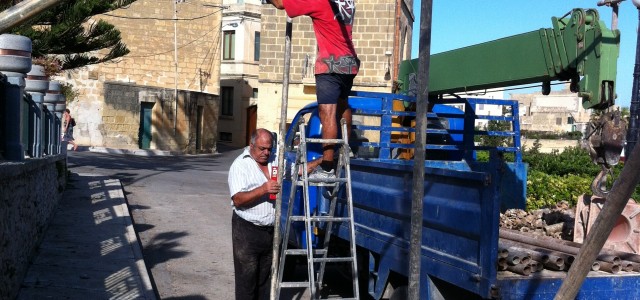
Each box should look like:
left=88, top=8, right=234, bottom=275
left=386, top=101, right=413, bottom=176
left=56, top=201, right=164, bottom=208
left=228, top=128, right=280, bottom=300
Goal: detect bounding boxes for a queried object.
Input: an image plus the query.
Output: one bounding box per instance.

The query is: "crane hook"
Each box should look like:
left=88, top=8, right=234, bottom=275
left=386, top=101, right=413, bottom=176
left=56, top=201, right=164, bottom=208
left=583, top=110, right=626, bottom=198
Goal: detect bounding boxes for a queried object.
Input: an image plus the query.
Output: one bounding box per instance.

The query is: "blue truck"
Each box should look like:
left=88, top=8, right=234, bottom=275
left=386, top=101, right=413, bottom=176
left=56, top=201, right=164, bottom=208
left=277, top=8, right=640, bottom=299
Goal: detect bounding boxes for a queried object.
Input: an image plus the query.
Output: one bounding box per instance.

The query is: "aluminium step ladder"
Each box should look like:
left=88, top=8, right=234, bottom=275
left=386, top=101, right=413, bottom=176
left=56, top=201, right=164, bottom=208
left=275, top=118, right=360, bottom=300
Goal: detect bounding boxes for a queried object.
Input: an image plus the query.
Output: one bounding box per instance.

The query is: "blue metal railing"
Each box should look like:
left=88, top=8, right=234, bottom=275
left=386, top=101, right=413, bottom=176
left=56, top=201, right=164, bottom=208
left=1, top=74, right=63, bottom=160
left=347, top=91, right=523, bottom=164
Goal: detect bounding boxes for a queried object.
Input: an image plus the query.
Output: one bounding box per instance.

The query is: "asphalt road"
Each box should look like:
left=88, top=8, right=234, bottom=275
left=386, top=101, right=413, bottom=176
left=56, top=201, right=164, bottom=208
left=67, top=145, right=361, bottom=299
left=68, top=146, right=242, bottom=299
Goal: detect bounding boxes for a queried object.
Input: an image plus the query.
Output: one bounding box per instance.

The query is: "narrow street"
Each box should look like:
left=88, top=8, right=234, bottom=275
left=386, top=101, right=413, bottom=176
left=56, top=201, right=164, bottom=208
left=67, top=147, right=241, bottom=299
left=67, top=146, right=358, bottom=299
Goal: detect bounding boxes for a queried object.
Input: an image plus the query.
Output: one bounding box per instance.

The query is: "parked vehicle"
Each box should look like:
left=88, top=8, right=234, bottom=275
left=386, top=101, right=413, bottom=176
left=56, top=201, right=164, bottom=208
left=278, top=8, right=638, bottom=299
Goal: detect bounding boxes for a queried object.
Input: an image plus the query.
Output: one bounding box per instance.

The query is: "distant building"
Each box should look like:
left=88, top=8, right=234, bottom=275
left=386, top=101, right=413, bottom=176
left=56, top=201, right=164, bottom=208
left=510, top=89, right=592, bottom=134
left=443, top=89, right=505, bottom=128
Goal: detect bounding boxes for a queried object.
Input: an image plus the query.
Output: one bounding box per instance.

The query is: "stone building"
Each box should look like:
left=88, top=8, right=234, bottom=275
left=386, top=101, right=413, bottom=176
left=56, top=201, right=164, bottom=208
left=257, top=0, right=414, bottom=132
left=510, top=89, right=592, bottom=134
left=60, top=0, right=223, bottom=153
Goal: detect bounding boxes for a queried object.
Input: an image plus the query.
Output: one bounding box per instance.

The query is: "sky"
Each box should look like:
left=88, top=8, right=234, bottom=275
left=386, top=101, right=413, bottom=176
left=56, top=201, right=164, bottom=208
left=411, top=0, right=639, bottom=108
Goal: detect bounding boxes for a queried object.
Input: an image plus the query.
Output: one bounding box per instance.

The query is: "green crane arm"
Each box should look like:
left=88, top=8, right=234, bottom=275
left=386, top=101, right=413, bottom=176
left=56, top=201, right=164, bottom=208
left=398, top=8, right=620, bottom=109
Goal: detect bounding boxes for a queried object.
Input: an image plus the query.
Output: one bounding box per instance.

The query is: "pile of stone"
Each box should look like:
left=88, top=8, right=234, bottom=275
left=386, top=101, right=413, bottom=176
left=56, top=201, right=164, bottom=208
left=499, top=201, right=575, bottom=241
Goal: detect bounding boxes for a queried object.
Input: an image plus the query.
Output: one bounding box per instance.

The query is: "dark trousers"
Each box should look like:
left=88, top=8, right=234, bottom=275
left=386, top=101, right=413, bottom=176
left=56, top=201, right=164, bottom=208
left=232, top=212, right=274, bottom=300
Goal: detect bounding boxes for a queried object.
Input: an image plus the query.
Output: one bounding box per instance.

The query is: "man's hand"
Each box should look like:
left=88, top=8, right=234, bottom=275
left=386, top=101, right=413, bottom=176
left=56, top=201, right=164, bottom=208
left=263, top=180, right=281, bottom=199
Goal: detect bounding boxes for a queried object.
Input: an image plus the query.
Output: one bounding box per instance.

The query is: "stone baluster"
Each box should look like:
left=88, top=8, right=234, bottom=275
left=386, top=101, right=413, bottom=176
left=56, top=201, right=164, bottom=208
left=44, top=81, right=61, bottom=155
left=25, top=65, right=48, bottom=158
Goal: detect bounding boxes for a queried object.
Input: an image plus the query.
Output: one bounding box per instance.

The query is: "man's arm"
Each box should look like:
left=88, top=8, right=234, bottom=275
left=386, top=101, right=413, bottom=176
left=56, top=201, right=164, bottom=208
left=231, top=180, right=280, bottom=208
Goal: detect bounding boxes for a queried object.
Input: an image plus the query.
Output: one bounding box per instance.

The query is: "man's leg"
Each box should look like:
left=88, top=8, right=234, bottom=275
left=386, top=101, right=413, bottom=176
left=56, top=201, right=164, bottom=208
left=319, top=103, right=337, bottom=171
left=337, top=98, right=352, bottom=141
left=232, top=213, right=261, bottom=300
left=257, top=229, right=274, bottom=300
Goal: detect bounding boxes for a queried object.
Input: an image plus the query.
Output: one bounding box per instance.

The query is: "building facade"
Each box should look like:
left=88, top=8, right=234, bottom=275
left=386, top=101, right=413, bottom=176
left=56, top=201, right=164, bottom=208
left=218, top=0, right=262, bottom=147
left=60, top=0, right=223, bottom=153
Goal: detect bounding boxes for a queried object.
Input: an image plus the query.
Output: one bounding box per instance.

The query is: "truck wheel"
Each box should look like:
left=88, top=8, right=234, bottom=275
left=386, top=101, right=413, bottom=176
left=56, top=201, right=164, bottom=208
left=389, top=285, right=408, bottom=300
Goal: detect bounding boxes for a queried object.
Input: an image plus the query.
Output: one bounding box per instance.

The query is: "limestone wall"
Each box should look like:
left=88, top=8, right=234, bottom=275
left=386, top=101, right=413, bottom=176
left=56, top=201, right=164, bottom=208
left=60, top=0, right=223, bottom=151
left=101, top=82, right=219, bottom=153
left=0, top=156, right=67, bottom=299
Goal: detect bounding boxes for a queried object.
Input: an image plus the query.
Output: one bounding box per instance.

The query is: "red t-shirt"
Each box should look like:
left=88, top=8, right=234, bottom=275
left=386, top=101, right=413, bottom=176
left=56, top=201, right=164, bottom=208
left=283, top=0, right=360, bottom=75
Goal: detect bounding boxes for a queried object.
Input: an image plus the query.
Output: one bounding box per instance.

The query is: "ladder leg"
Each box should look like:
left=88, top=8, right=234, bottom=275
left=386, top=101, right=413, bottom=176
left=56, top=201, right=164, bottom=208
left=274, top=134, right=304, bottom=300
left=299, top=124, right=319, bottom=298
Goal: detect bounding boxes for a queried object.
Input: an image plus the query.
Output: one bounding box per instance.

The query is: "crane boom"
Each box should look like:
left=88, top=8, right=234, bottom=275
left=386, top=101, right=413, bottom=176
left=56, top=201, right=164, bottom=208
left=398, top=8, right=620, bottom=109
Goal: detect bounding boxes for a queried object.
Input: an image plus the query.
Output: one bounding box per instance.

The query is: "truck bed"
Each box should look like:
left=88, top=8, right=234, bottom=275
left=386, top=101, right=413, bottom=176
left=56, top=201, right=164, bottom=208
left=280, top=91, right=640, bottom=299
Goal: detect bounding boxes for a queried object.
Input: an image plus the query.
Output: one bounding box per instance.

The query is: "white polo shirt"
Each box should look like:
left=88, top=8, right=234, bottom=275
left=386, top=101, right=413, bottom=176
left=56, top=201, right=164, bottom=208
left=228, top=147, right=276, bottom=226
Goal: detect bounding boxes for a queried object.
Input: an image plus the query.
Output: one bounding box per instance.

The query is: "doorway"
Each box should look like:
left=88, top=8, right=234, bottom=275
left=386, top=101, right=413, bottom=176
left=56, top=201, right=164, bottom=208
left=139, top=102, right=154, bottom=149
left=246, top=105, right=257, bottom=146
left=196, top=105, right=203, bottom=152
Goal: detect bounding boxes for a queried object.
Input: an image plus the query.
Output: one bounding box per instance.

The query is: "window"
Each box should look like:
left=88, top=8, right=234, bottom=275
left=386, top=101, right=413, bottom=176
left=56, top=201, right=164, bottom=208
left=220, top=132, right=232, bottom=141
left=556, top=117, right=562, bottom=125
left=221, top=86, right=234, bottom=116
left=477, top=104, right=485, bottom=110
left=223, top=31, right=236, bottom=60
left=567, top=116, right=575, bottom=124
left=254, top=32, right=261, bottom=61
left=252, top=88, right=258, bottom=99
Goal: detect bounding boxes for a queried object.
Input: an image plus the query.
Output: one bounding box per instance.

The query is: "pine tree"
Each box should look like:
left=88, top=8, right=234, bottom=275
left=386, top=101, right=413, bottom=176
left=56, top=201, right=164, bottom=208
left=3, top=0, right=137, bottom=70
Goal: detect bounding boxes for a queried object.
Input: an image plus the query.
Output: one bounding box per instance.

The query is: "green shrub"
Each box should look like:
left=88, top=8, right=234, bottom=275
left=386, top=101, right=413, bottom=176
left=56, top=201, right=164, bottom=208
left=523, top=146, right=599, bottom=176
left=526, top=170, right=591, bottom=210
left=523, top=147, right=640, bottom=210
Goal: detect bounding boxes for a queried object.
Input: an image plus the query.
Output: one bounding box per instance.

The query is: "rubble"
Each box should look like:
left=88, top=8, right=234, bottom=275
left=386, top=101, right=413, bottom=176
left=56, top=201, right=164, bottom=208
left=499, top=200, right=575, bottom=241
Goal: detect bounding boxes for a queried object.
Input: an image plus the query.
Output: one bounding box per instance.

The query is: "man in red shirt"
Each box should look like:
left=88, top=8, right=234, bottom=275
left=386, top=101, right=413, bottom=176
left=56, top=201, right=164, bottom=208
left=268, top=0, right=360, bottom=178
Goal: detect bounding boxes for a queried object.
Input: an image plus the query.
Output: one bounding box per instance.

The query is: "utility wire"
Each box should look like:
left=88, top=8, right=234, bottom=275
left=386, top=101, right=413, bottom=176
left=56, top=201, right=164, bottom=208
left=101, top=9, right=221, bottom=21
left=125, top=23, right=221, bottom=58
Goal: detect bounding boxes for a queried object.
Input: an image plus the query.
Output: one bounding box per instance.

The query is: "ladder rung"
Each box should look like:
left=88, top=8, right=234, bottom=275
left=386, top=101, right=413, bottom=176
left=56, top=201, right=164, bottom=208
left=279, top=282, right=311, bottom=288
left=297, top=181, right=339, bottom=187
left=307, top=177, right=347, bottom=184
left=285, top=249, right=327, bottom=256
left=314, top=257, right=355, bottom=263
left=305, top=138, right=347, bottom=144
left=289, top=216, right=352, bottom=222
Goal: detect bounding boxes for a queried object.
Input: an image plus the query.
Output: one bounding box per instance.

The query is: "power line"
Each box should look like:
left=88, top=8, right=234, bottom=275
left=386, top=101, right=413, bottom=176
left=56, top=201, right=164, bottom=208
left=125, top=24, right=221, bottom=58
left=101, top=9, right=221, bottom=21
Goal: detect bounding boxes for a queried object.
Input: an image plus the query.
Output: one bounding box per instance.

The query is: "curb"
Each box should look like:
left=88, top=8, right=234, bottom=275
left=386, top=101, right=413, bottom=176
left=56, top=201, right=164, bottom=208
left=110, top=178, right=158, bottom=300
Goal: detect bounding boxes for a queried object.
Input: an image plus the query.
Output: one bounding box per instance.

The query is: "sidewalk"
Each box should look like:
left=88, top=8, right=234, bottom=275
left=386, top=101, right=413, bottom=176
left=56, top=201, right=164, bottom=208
left=17, top=173, right=156, bottom=299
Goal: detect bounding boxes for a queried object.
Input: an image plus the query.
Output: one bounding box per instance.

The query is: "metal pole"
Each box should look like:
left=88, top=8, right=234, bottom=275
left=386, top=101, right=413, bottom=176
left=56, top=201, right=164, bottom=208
left=554, top=142, right=640, bottom=299
left=173, top=0, right=179, bottom=135
left=597, top=0, right=624, bottom=30
left=627, top=6, right=640, bottom=159
left=0, top=0, right=63, bottom=33
left=409, top=0, right=433, bottom=299
left=270, top=16, right=293, bottom=300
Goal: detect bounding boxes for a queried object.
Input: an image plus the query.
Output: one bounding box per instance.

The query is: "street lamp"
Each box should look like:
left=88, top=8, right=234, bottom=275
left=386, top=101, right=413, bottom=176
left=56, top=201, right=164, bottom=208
left=626, top=0, right=640, bottom=159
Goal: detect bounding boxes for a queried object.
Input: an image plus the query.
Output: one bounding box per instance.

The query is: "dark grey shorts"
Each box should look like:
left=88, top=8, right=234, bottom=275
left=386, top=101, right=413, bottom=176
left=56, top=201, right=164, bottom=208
left=315, top=73, right=356, bottom=104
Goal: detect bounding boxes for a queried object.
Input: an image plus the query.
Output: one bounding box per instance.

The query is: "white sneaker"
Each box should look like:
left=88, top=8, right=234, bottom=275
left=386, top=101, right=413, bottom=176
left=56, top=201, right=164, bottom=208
left=309, top=168, right=336, bottom=180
